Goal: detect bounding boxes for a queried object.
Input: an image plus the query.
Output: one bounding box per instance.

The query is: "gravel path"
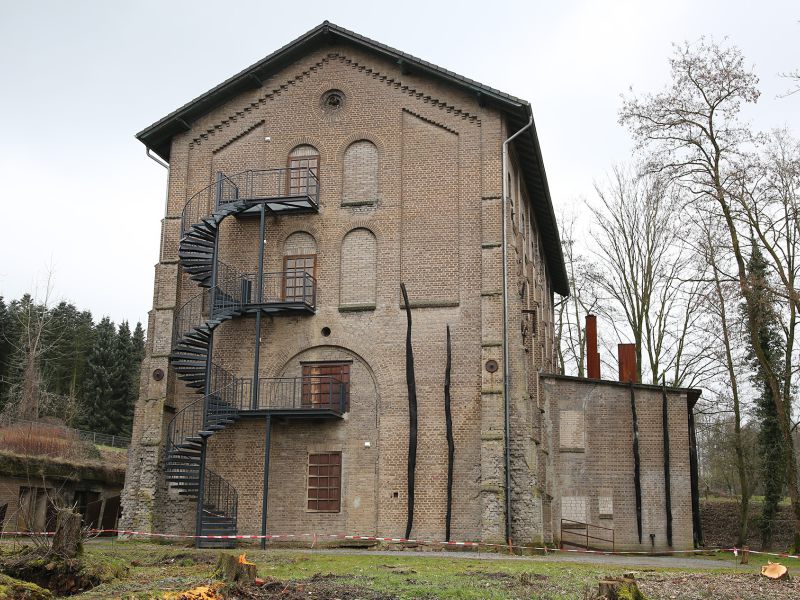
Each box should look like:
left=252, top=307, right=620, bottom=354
left=286, top=547, right=743, bottom=570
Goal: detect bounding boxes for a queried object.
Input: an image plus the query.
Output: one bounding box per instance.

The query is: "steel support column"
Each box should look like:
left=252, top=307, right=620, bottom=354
left=252, top=204, right=266, bottom=410
left=194, top=438, right=208, bottom=548
left=260, top=414, right=272, bottom=550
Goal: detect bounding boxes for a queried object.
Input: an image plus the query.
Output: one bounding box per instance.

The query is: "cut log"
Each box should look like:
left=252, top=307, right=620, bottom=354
left=52, top=508, right=83, bottom=558
left=598, top=577, right=645, bottom=599
left=761, top=561, right=789, bottom=580
left=215, top=553, right=257, bottom=584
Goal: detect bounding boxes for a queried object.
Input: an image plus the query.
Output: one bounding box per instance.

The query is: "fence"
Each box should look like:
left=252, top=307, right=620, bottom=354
left=0, top=417, right=131, bottom=449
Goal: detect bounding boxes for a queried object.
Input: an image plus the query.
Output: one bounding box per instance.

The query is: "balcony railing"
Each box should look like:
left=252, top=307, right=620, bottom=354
left=215, top=375, right=348, bottom=415
left=181, top=167, right=320, bottom=238
left=241, top=271, right=317, bottom=310
left=217, top=168, right=319, bottom=206
left=256, top=376, right=347, bottom=413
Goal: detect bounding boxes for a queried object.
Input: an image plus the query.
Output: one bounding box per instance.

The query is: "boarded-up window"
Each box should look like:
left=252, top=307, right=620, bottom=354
left=302, top=363, right=350, bottom=411
left=561, top=496, right=587, bottom=524
left=340, top=228, right=377, bottom=308
left=598, top=496, right=614, bottom=519
left=307, top=452, right=341, bottom=512
left=342, top=140, right=378, bottom=205
left=559, top=410, right=585, bottom=451
left=288, top=144, right=319, bottom=197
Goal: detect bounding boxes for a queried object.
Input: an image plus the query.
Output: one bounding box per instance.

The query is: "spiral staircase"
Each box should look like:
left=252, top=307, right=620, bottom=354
left=163, top=169, right=326, bottom=548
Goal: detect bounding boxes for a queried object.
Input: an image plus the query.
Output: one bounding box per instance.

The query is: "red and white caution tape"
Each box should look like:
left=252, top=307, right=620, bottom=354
left=2, top=528, right=799, bottom=560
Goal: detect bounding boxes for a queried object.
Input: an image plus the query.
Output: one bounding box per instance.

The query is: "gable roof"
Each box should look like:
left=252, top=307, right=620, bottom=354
left=136, top=21, right=568, bottom=296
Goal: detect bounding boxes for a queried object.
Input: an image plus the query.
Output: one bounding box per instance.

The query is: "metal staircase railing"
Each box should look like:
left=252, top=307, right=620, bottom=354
left=168, top=167, right=322, bottom=547
left=560, top=518, right=615, bottom=551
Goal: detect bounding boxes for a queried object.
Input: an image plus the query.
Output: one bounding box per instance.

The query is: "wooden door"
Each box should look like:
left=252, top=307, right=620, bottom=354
left=301, top=363, right=350, bottom=410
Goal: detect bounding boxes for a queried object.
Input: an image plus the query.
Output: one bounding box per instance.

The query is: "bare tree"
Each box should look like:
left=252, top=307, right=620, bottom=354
left=555, top=210, right=600, bottom=376
left=699, top=214, right=751, bottom=544
left=619, top=38, right=800, bottom=551
left=3, top=271, right=59, bottom=421
left=588, top=166, right=714, bottom=386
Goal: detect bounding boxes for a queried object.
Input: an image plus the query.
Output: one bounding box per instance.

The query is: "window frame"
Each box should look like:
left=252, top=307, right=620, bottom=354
left=287, top=150, right=320, bottom=198
left=306, top=451, right=342, bottom=513
left=282, top=254, right=317, bottom=303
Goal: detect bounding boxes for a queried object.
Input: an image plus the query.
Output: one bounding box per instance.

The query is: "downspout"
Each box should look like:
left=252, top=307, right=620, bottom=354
left=146, top=146, right=172, bottom=297
left=146, top=148, right=170, bottom=217
left=501, top=113, right=533, bottom=546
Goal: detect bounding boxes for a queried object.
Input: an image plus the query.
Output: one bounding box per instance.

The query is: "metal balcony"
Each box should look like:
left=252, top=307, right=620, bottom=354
left=217, top=167, right=319, bottom=214
left=206, top=367, right=347, bottom=419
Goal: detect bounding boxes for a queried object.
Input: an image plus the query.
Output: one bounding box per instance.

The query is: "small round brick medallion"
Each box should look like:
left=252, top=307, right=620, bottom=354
left=485, top=359, right=499, bottom=374
left=152, top=368, right=165, bottom=381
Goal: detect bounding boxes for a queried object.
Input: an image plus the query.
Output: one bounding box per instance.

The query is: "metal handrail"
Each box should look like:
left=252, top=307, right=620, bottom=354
left=560, top=518, right=615, bottom=552
left=172, top=290, right=208, bottom=349
left=241, top=271, right=317, bottom=309
left=180, top=167, right=320, bottom=238
left=256, top=376, right=347, bottom=413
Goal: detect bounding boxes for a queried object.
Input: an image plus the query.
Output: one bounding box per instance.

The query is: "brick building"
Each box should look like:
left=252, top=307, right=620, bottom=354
left=121, top=22, right=701, bottom=551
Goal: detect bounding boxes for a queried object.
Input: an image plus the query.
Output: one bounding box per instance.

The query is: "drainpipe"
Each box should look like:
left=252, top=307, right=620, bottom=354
left=501, top=113, right=534, bottom=546
left=146, top=148, right=170, bottom=217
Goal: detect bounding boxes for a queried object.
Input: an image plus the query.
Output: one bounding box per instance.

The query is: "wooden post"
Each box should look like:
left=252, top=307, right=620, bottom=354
left=740, top=546, right=749, bottom=564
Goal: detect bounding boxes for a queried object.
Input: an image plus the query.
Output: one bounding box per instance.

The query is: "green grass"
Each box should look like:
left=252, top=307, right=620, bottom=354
left=3, top=540, right=796, bottom=599
left=692, top=549, right=800, bottom=569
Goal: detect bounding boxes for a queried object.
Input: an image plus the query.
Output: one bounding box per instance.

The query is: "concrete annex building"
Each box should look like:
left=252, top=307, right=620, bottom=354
left=122, top=22, right=702, bottom=551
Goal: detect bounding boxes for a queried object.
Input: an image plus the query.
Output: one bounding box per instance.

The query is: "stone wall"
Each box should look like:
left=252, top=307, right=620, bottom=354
left=542, top=375, right=697, bottom=551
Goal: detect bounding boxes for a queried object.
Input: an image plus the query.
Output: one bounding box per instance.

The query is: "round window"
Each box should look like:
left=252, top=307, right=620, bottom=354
left=321, top=90, right=346, bottom=113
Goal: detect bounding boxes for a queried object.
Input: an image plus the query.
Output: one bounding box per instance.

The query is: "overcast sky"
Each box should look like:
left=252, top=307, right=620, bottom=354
left=0, top=1, right=797, bottom=326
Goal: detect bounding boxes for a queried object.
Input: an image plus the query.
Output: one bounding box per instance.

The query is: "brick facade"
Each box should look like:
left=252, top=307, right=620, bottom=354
left=121, top=24, right=698, bottom=551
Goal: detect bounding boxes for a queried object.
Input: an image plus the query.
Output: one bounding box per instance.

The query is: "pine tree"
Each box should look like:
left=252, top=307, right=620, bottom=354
left=41, top=302, right=95, bottom=418
left=81, top=317, right=118, bottom=434
left=744, top=243, right=788, bottom=548
left=112, top=321, right=134, bottom=436
left=0, top=296, right=12, bottom=409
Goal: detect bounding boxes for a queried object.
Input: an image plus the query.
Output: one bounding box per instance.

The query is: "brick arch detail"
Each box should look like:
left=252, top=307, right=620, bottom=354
left=335, top=133, right=387, bottom=160
left=282, top=231, right=318, bottom=255
left=281, top=227, right=320, bottom=247
left=187, top=51, right=481, bottom=152
left=279, top=137, right=324, bottom=162
left=269, top=341, right=402, bottom=402
left=330, top=219, right=384, bottom=245
left=275, top=344, right=381, bottom=419
left=339, top=227, right=378, bottom=307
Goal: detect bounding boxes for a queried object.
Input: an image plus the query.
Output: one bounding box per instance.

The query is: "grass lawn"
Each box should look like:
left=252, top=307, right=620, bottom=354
left=2, top=540, right=799, bottom=599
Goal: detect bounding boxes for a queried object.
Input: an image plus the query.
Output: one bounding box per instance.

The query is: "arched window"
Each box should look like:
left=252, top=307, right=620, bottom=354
left=340, top=228, right=377, bottom=308
left=342, top=140, right=378, bottom=205
left=287, top=145, right=319, bottom=197
left=283, top=232, right=317, bottom=302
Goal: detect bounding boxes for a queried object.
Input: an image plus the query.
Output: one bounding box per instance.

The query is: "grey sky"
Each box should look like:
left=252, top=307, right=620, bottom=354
left=0, top=0, right=797, bottom=326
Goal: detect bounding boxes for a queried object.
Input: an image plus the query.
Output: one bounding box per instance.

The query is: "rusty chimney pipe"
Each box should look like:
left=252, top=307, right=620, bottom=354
left=618, top=344, right=638, bottom=383
left=586, top=314, right=601, bottom=379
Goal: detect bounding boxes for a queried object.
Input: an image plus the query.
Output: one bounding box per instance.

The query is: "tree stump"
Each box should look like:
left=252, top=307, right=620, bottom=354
left=215, top=553, right=257, bottom=584
left=52, top=508, right=83, bottom=558
left=598, top=576, right=645, bottom=599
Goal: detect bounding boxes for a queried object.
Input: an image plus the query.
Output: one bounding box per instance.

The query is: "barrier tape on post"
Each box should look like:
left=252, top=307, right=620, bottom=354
left=2, top=529, right=799, bottom=560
